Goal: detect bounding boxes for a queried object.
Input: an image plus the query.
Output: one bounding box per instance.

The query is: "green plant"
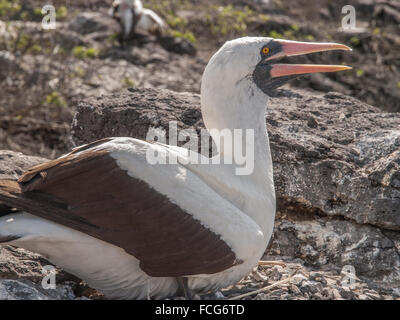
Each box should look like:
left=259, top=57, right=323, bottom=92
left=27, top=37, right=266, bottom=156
left=0, top=0, right=21, bottom=17
left=56, top=6, right=68, bottom=20
left=16, top=33, right=31, bottom=51
left=122, top=77, right=135, bottom=87
left=30, top=43, right=42, bottom=54
left=72, top=46, right=99, bottom=59
left=350, top=36, right=360, bottom=46
left=259, top=14, right=269, bottom=22
left=283, top=29, right=296, bottom=40
left=170, top=30, right=196, bottom=43
left=45, top=91, right=67, bottom=108
left=269, top=30, right=283, bottom=39
left=20, top=10, right=29, bottom=20
left=73, top=67, right=86, bottom=78
left=209, top=5, right=254, bottom=36
left=166, top=16, right=187, bottom=29
left=356, top=68, right=364, bottom=77
left=304, top=34, right=315, bottom=41
left=291, top=24, right=299, bottom=32
left=33, top=7, right=42, bottom=17
left=85, top=47, right=98, bottom=58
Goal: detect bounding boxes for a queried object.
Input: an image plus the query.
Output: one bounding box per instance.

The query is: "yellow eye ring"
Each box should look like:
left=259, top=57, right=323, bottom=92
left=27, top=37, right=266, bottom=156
left=262, top=47, right=270, bottom=54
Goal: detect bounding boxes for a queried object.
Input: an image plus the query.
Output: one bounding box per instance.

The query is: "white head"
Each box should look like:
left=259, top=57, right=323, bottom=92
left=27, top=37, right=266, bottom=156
left=114, top=0, right=142, bottom=11
left=201, top=37, right=351, bottom=136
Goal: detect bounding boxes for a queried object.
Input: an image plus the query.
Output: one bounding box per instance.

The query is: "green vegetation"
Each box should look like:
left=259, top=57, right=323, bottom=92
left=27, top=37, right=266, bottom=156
left=20, top=10, right=29, bottom=20
left=0, top=0, right=21, bottom=17
left=122, top=77, right=135, bottom=87
left=268, top=28, right=314, bottom=41
left=33, top=7, right=42, bottom=17
left=282, top=29, right=295, bottom=40
left=146, top=0, right=190, bottom=30
left=10, top=32, right=51, bottom=55
left=397, top=82, right=400, bottom=89
left=373, top=27, right=381, bottom=35
left=207, top=5, right=254, bottom=36
left=269, top=30, right=283, bottom=39
left=350, top=36, right=360, bottom=46
left=259, top=14, right=270, bottom=22
left=291, top=24, right=299, bottom=32
left=56, top=6, right=68, bottom=20
left=170, top=30, right=196, bottom=43
left=166, top=16, right=187, bottom=29
left=30, top=43, right=42, bottom=54
left=45, top=91, right=67, bottom=108
left=0, top=1, right=67, bottom=21
left=145, top=1, right=279, bottom=42
left=16, top=33, right=31, bottom=50
left=72, top=46, right=99, bottom=59
left=304, top=34, right=315, bottom=41
left=356, top=68, right=364, bottom=77
left=73, top=67, right=86, bottom=78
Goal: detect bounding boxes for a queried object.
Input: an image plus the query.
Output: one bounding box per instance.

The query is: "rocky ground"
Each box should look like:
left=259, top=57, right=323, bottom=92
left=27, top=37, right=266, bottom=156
left=2, top=88, right=400, bottom=300
left=0, top=0, right=399, bottom=159
left=0, top=0, right=399, bottom=300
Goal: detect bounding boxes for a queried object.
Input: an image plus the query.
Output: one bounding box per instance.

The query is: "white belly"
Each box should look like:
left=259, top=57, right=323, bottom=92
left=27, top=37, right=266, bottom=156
left=1, top=213, right=263, bottom=299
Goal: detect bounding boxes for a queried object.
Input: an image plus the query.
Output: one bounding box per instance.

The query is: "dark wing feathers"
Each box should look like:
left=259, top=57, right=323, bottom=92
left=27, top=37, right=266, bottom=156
left=1, top=143, right=238, bottom=277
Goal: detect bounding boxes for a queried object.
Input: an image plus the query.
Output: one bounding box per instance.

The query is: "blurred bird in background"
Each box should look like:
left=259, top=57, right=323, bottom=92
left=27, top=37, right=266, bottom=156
left=109, top=0, right=167, bottom=39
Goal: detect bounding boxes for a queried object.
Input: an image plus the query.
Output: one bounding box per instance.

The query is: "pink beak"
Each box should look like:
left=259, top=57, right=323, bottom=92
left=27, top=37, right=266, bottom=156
left=268, top=40, right=352, bottom=78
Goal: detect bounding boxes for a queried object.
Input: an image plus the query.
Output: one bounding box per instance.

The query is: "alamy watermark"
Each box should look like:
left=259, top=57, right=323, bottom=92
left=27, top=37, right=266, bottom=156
left=41, top=265, right=57, bottom=290
left=341, top=5, right=356, bottom=31
left=40, top=1, right=71, bottom=30
left=41, top=5, right=56, bottom=30
left=145, top=122, right=255, bottom=176
left=341, top=265, right=357, bottom=289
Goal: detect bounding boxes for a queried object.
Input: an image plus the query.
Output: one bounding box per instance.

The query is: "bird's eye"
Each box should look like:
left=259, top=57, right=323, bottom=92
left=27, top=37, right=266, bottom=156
left=262, top=47, right=270, bottom=55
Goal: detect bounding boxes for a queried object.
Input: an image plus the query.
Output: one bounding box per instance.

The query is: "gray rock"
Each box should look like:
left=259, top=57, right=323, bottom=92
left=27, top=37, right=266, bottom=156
left=0, top=51, right=20, bottom=80
left=158, top=36, right=197, bottom=56
left=290, top=273, right=307, bottom=286
left=0, top=279, right=75, bottom=300
left=71, top=88, right=202, bottom=147
left=0, top=150, right=45, bottom=180
left=71, top=87, right=400, bottom=296
left=0, top=151, right=78, bottom=285
left=68, top=12, right=120, bottom=36
left=1, top=21, right=88, bottom=52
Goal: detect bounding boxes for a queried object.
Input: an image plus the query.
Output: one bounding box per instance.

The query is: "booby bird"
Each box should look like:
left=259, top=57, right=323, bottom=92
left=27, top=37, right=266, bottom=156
left=0, top=37, right=351, bottom=300
left=110, top=0, right=166, bottom=39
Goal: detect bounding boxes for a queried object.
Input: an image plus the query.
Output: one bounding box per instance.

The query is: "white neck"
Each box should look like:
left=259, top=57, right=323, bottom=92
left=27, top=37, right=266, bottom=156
left=200, top=77, right=276, bottom=237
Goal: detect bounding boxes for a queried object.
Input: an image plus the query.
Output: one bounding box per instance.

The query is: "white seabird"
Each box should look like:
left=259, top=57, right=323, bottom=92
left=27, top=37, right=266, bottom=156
left=0, top=37, right=351, bottom=299
left=110, top=0, right=166, bottom=38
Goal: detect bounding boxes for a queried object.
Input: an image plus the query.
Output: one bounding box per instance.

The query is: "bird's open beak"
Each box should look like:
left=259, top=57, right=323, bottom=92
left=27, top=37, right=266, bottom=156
left=268, top=40, right=352, bottom=78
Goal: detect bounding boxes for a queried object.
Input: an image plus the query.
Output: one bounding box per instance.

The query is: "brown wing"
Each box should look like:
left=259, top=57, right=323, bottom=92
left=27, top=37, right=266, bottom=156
left=2, top=140, right=238, bottom=277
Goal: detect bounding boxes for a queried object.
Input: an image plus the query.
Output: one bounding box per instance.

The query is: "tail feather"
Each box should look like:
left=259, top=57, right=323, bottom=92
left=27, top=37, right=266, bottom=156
left=0, top=179, right=68, bottom=223
left=0, top=180, right=23, bottom=242
left=0, top=179, right=30, bottom=212
left=0, top=235, right=21, bottom=243
left=0, top=202, right=15, bottom=217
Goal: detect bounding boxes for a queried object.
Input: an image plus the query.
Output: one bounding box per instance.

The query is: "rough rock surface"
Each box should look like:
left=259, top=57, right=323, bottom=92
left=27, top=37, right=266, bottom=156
left=68, top=12, right=121, bottom=37
left=0, top=151, right=83, bottom=299
left=217, top=261, right=396, bottom=300
left=0, top=279, right=76, bottom=300
left=1, top=88, right=400, bottom=299
left=72, top=87, right=400, bottom=297
left=0, top=150, right=45, bottom=180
